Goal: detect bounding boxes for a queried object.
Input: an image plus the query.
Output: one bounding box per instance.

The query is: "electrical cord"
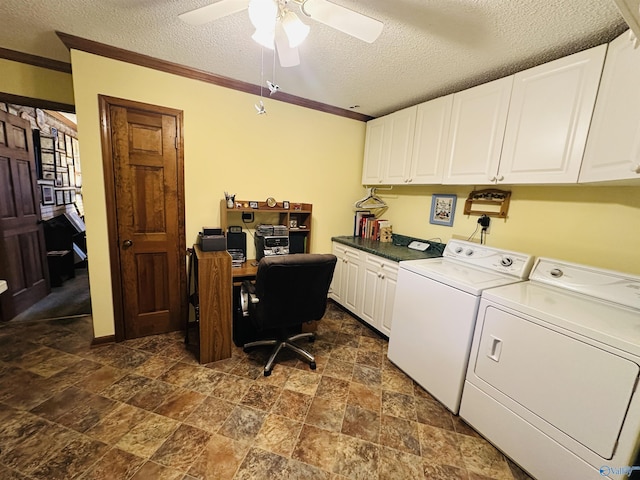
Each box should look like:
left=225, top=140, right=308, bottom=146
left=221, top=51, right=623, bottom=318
left=467, top=224, right=480, bottom=242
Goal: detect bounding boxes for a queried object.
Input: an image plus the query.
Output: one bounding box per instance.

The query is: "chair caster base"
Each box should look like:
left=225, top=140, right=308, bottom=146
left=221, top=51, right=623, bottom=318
left=310, top=361, right=316, bottom=370
left=263, top=369, right=272, bottom=377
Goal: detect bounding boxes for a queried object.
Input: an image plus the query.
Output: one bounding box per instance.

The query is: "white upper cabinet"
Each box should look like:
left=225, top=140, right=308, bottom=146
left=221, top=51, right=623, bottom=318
left=499, top=45, right=606, bottom=184
left=362, top=106, right=416, bottom=184
left=362, top=117, right=386, bottom=184
left=580, top=31, right=640, bottom=184
left=409, top=95, right=453, bottom=184
left=382, top=106, right=417, bottom=184
left=442, top=76, right=513, bottom=184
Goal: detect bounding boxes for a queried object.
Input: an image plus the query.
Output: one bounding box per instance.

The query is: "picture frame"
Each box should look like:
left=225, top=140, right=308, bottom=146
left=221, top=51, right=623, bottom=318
left=430, top=194, right=457, bottom=226
left=63, top=190, right=71, bottom=204
left=41, top=151, right=55, bottom=165
left=41, top=185, right=55, bottom=205
left=283, top=201, right=290, bottom=209
left=55, top=190, right=64, bottom=206
left=40, top=136, right=54, bottom=150
left=249, top=201, right=259, bottom=209
left=289, top=218, right=298, bottom=228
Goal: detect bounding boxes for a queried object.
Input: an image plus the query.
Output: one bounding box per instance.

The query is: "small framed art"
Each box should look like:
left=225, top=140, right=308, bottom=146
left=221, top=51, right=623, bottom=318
left=41, top=185, right=55, bottom=205
left=430, top=194, right=457, bottom=226
left=55, top=190, right=64, bottom=206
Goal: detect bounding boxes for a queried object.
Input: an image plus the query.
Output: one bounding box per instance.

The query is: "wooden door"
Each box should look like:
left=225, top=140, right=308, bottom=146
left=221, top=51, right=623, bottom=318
left=100, top=97, right=186, bottom=340
left=0, top=110, right=49, bottom=321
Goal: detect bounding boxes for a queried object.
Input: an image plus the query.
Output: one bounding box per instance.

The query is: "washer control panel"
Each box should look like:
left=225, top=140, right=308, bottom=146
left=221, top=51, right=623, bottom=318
left=443, top=240, right=534, bottom=279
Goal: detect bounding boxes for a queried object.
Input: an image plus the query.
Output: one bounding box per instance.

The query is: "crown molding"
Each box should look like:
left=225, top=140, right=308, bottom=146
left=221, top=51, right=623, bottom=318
left=56, top=31, right=373, bottom=122
left=0, top=47, right=72, bottom=74
left=0, top=92, right=74, bottom=113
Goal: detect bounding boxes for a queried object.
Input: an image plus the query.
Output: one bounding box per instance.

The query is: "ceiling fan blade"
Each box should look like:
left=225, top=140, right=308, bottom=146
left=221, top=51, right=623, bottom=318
left=179, top=0, right=250, bottom=25
left=301, top=0, right=383, bottom=43
left=275, top=22, right=300, bottom=67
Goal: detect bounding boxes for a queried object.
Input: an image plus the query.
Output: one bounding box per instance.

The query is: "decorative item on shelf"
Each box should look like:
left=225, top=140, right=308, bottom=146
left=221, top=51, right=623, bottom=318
left=292, top=203, right=302, bottom=211
left=289, top=218, right=298, bottom=228
left=463, top=189, right=511, bottom=218
left=224, top=191, right=235, bottom=209
left=283, top=201, right=290, bottom=209
left=266, top=196, right=277, bottom=207
left=249, top=201, right=259, bottom=209
left=379, top=221, right=393, bottom=242
left=430, top=194, right=457, bottom=227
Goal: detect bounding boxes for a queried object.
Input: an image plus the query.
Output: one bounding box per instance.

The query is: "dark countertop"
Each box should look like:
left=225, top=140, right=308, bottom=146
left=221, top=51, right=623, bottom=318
left=332, top=234, right=445, bottom=262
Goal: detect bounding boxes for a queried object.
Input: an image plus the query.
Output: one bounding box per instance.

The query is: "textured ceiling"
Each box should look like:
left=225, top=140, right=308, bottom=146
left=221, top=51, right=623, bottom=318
left=0, top=0, right=628, bottom=117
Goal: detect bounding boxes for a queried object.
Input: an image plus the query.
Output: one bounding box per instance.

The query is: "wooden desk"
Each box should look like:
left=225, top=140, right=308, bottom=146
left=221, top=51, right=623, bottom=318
left=232, top=259, right=258, bottom=284
left=194, top=245, right=232, bottom=363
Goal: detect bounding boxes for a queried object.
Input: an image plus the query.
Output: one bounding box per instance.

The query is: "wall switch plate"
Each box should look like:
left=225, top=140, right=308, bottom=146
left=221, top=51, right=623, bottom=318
left=408, top=241, right=430, bottom=251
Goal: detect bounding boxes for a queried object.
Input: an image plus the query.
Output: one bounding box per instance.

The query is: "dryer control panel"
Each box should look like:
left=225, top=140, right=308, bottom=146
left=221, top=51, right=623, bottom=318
left=530, top=258, right=640, bottom=309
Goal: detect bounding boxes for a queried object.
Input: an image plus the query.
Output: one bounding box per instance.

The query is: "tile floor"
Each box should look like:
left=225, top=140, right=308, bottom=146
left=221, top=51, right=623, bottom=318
left=0, top=302, right=533, bottom=480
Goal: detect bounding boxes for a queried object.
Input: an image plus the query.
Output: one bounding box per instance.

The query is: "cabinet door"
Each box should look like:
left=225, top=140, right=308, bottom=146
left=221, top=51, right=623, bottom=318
left=382, top=106, right=417, bottom=184
left=500, top=45, right=606, bottom=184
left=443, top=77, right=513, bottom=184
left=361, top=257, right=380, bottom=326
left=362, top=118, right=386, bottom=184
left=361, top=255, right=398, bottom=334
left=329, top=243, right=345, bottom=302
left=580, top=32, right=640, bottom=184
left=377, top=261, right=398, bottom=337
left=409, top=95, right=452, bottom=184
left=342, top=248, right=363, bottom=313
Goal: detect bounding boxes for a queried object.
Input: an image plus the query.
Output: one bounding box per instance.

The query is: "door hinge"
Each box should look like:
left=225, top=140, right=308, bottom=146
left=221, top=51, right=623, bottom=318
left=174, top=137, right=178, bottom=150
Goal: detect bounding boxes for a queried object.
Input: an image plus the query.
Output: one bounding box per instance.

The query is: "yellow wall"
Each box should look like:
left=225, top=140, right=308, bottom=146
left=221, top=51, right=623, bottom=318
left=376, top=184, right=640, bottom=275
left=69, top=50, right=366, bottom=338
left=8, top=49, right=639, bottom=338
left=0, top=59, right=74, bottom=106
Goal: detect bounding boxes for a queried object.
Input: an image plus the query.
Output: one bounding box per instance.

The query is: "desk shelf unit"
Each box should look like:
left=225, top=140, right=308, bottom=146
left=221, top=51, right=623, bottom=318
left=220, top=199, right=313, bottom=253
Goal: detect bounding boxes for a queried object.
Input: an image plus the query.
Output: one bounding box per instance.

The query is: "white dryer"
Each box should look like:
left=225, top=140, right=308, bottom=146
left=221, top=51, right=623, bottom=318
left=387, top=240, right=534, bottom=413
left=460, top=258, right=640, bottom=480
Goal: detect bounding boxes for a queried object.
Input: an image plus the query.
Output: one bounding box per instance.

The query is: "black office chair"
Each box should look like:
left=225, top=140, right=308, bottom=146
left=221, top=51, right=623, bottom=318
left=240, top=253, right=337, bottom=376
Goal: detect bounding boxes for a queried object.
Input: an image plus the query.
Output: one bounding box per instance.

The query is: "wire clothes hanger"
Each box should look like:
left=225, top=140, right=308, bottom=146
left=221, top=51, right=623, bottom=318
left=354, top=187, right=391, bottom=210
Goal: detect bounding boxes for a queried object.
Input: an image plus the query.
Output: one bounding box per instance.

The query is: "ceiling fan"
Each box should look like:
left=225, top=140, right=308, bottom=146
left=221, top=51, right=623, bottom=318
left=179, top=0, right=384, bottom=67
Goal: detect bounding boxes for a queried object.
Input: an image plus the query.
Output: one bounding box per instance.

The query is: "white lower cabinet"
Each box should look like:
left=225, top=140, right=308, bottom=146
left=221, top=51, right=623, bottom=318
left=331, top=242, right=398, bottom=336
left=330, top=243, right=363, bottom=314
left=361, top=254, right=398, bottom=336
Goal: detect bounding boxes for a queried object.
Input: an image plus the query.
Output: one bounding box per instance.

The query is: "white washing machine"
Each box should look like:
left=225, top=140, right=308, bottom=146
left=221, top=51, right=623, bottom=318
left=460, top=258, right=640, bottom=480
left=387, top=239, right=534, bottom=413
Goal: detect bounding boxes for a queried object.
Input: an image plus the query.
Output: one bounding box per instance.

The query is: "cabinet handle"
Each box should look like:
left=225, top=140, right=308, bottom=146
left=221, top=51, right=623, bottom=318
left=380, top=274, right=385, bottom=279
left=497, top=175, right=504, bottom=182
left=632, top=164, right=640, bottom=174
left=489, top=176, right=496, bottom=182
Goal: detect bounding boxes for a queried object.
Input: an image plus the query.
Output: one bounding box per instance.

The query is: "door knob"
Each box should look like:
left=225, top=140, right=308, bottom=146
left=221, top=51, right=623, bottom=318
left=123, top=239, right=133, bottom=248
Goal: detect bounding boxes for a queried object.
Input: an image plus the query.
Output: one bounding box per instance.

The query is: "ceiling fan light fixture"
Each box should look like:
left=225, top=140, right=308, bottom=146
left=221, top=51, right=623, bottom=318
left=252, top=28, right=275, bottom=49
left=248, top=0, right=277, bottom=32
left=281, top=11, right=310, bottom=48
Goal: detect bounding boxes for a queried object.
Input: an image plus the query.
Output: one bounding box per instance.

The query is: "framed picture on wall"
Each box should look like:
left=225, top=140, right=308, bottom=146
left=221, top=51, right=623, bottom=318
left=55, top=190, right=64, bottom=206
left=430, top=194, right=457, bottom=227
left=41, top=185, right=54, bottom=205
left=63, top=190, right=71, bottom=204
